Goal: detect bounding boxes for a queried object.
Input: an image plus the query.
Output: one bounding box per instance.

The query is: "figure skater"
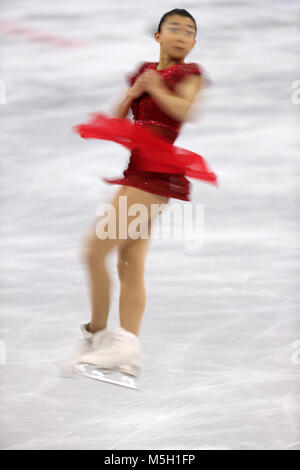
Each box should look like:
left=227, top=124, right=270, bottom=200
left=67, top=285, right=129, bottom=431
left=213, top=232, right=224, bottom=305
left=64, top=9, right=218, bottom=379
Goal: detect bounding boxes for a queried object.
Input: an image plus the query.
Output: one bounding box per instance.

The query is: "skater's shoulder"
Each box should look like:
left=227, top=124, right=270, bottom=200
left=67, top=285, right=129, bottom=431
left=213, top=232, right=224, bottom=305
left=173, top=62, right=213, bottom=88
left=173, top=62, right=203, bottom=78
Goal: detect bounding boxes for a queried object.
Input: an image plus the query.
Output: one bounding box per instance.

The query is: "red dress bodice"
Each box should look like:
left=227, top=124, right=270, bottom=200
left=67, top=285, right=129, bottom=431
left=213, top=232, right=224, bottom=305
left=127, top=61, right=204, bottom=143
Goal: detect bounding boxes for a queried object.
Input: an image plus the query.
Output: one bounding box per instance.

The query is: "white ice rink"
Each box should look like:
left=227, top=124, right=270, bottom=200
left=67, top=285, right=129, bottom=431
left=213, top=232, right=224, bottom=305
left=1, top=0, right=300, bottom=450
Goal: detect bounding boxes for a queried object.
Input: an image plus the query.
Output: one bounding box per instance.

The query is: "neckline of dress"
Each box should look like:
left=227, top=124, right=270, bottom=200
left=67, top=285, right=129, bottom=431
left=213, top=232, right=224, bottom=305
left=153, top=61, right=188, bottom=71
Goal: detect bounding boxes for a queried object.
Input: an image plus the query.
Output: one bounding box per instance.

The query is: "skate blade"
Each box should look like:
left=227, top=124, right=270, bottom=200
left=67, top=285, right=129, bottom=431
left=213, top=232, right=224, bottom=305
left=74, top=363, right=139, bottom=390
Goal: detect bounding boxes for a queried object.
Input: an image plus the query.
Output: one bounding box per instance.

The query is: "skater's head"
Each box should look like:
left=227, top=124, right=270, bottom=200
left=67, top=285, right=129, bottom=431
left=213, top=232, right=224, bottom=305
left=155, top=9, right=197, bottom=60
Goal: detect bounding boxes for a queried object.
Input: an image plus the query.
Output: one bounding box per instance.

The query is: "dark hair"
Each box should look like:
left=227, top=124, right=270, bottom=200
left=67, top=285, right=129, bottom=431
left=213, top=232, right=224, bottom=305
left=157, top=9, right=197, bottom=37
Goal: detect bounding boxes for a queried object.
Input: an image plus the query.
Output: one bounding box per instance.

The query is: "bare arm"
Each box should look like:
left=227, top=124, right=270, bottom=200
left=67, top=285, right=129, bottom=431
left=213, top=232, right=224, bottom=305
left=111, top=89, right=134, bottom=118
left=111, top=75, right=147, bottom=118
left=111, top=72, right=204, bottom=121
left=149, top=74, right=204, bottom=122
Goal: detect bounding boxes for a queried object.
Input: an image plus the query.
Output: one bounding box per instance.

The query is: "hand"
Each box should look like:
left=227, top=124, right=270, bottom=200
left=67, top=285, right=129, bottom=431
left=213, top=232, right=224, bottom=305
left=137, top=69, right=165, bottom=94
left=127, top=78, right=145, bottom=100
left=127, top=69, right=165, bottom=99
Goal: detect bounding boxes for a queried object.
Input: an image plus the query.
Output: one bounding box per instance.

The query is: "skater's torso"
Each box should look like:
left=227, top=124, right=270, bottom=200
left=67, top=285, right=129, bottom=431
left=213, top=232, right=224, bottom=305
left=103, top=60, right=206, bottom=202
left=127, top=61, right=203, bottom=144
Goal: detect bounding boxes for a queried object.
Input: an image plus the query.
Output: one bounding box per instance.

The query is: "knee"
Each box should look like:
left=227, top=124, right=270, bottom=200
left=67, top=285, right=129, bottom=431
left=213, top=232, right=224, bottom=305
left=117, top=249, right=145, bottom=282
left=117, top=257, right=127, bottom=281
left=80, top=238, right=94, bottom=265
left=80, top=235, right=106, bottom=266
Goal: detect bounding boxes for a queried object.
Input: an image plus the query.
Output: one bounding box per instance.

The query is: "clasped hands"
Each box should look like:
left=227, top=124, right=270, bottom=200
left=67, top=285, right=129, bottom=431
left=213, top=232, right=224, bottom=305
left=127, top=69, right=165, bottom=100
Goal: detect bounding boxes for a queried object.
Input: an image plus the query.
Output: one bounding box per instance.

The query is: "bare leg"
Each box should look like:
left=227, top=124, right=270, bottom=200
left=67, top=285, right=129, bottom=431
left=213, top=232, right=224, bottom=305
left=79, top=185, right=169, bottom=335
left=83, top=252, right=111, bottom=333
left=117, top=221, right=152, bottom=336
left=79, top=186, right=127, bottom=333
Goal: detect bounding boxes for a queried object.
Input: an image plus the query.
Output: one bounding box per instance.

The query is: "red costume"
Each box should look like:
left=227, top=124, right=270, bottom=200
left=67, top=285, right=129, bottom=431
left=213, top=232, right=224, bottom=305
left=73, top=61, right=218, bottom=201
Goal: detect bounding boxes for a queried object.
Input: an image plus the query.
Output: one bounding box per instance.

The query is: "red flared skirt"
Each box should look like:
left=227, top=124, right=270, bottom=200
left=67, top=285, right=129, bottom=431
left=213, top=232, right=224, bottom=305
left=73, top=112, right=218, bottom=201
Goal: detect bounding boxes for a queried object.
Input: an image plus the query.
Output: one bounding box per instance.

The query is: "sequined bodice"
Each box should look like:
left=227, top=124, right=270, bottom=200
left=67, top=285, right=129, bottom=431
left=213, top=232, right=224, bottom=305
left=127, top=61, right=203, bottom=143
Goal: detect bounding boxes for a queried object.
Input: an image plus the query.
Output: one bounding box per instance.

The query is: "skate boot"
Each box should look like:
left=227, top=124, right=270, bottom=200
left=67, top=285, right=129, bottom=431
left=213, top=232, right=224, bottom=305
left=60, top=323, right=113, bottom=376
left=77, top=326, right=142, bottom=378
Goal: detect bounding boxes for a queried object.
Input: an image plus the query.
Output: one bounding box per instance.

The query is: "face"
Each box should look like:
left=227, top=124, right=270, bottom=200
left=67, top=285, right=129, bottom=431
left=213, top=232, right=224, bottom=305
left=155, top=14, right=196, bottom=59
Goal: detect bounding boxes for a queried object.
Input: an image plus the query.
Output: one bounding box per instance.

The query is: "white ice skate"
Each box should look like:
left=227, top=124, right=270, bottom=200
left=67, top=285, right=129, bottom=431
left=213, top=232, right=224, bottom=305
left=60, top=323, right=113, bottom=377
left=75, top=326, right=142, bottom=390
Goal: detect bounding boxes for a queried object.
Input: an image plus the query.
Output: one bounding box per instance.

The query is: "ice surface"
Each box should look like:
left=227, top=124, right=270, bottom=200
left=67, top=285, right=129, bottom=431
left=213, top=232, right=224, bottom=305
left=0, top=0, right=299, bottom=450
